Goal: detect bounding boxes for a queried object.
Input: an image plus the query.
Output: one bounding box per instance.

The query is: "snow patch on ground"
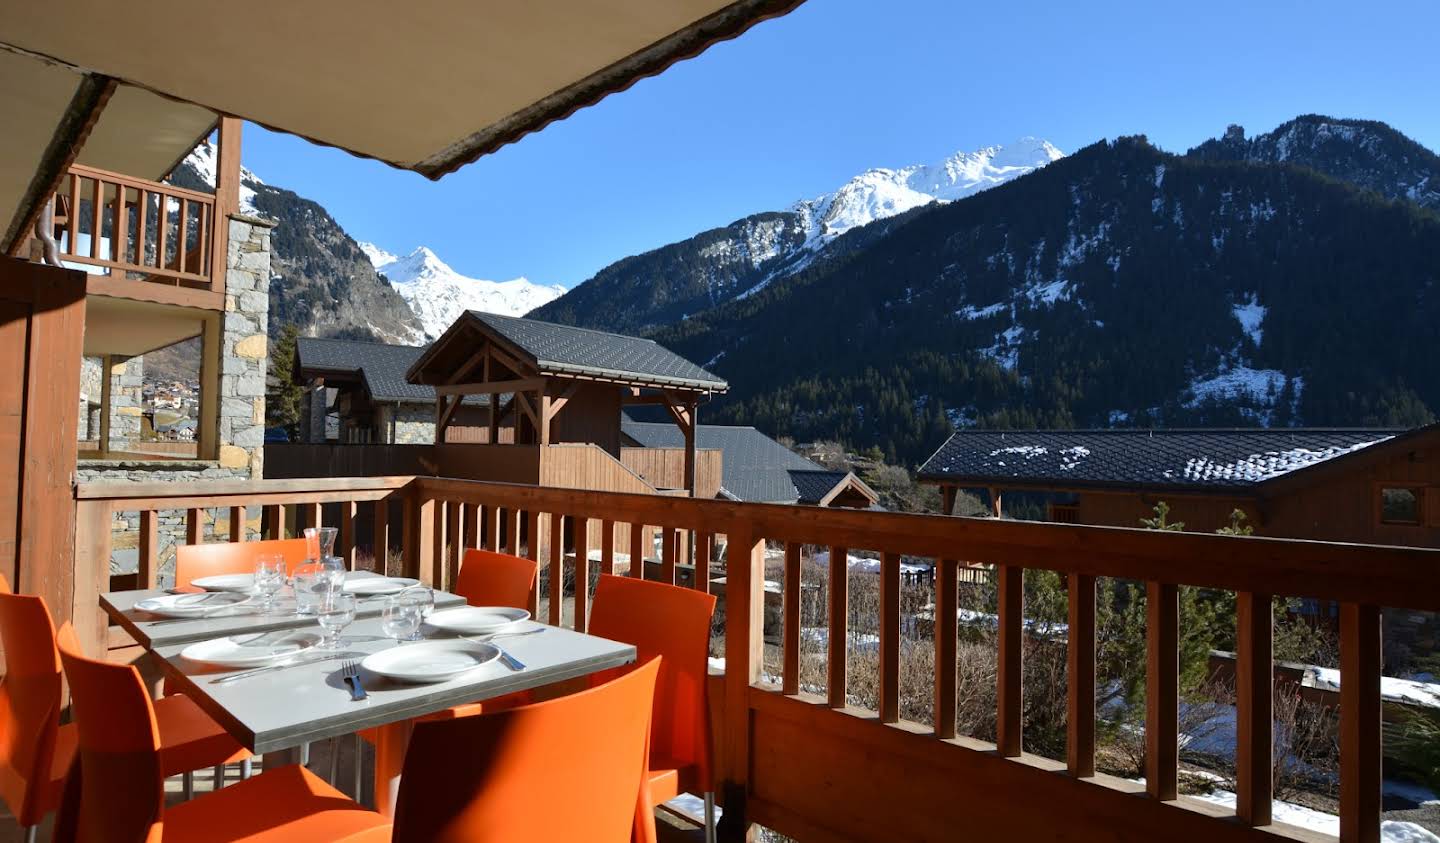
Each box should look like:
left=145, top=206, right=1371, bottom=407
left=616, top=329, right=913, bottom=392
left=1309, top=666, right=1440, bottom=709
left=956, top=301, right=1007, bottom=320
left=1233, top=293, right=1266, bottom=346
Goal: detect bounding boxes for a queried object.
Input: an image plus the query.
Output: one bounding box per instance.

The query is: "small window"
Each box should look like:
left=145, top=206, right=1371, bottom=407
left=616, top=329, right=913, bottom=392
left=1380, top=487, right=1422, bottom=525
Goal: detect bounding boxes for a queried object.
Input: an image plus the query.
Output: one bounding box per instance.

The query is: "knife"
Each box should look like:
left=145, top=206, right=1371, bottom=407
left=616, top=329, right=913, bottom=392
left=210, top=651, right=355, bottom=685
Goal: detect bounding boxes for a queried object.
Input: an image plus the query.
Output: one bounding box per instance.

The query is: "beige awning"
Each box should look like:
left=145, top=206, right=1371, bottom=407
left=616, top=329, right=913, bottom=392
left=1, top=0, right=799, bottom=251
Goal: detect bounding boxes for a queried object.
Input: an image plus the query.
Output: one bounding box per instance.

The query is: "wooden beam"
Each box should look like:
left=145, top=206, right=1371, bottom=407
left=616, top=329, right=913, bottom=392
left=545, top=380, right=581, bottom=419
left=4, top=75, right=116, bottom=256
left=436, top=393, right=462, bottom=439
left=538, top=392, right=552, bottom=445
left=435, top=377, right=546, bottom=396
left=83, top=274, right=227, bottom=310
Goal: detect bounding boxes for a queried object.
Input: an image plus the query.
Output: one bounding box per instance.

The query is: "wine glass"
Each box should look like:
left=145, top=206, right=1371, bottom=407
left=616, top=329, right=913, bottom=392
left=254, top=555, right=286, bottom=615
left=317, top=592, right=356, bottom=650
left=380, top=596, right=422, bottom=644
left=399, top=586, right=435, bottom=622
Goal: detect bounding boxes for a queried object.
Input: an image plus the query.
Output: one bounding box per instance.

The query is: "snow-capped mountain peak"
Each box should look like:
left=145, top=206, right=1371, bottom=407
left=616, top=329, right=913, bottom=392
left=361, top=245, right=566, bottom=339
left=184, top=141, right=264, bottom=216
left=791, top=137, right=1065, bottom=244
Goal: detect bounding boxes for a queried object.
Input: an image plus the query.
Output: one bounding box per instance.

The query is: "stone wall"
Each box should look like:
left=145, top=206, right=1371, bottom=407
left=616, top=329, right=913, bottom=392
left=388, top=403, right=438, bottom=444
left=76, top=355, right=143, bottom=447
left=77, top=213, right=275, bottom=583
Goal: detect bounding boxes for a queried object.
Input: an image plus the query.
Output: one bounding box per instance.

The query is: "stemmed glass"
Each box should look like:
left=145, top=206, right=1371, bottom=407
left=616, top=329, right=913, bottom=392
left=317, top=591, right=356, bottom=650
left=253, top=555, right=286, bottom=615
left=380, top=595, right=423, bottom=643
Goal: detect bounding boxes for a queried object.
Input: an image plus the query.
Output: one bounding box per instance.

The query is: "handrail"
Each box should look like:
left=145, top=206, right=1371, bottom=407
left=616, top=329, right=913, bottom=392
left=71, top=473, right=1432, bottom=842
left=52, top=163, right=220, bottom=290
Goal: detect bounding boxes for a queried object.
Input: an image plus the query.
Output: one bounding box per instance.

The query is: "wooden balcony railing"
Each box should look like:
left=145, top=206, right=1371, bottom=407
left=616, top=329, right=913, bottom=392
left=71, top=475, right=1440, bottom=843
left=52, top=164, right=219, bottom=290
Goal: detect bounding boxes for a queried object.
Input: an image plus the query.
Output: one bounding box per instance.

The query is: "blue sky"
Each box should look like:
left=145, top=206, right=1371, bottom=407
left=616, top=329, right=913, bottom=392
left=242, top=0, right=1440, bottom=289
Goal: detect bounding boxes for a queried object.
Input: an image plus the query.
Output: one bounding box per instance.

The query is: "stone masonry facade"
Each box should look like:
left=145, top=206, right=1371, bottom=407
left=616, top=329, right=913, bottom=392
left=78, top=213, right=276, bottom=580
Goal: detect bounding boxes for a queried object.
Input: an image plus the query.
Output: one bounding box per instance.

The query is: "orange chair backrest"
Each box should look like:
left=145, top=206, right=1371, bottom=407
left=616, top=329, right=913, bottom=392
left=53, top=623, right=165, bottom=843
left=394, top=657, right=661, bottom=843
left=0, top=578, right=63, bottom=827
left=587, top=575, right=716, bottom=787
left=174, top=537, right=311, bottom=588
left=454, top=549, right=537, bottom=609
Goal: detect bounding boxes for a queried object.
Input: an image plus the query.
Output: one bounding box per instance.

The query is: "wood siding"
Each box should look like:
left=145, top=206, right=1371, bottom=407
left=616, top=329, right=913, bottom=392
left=548, top=382, right=622, bottom=455
left=620, top=447, right=723, bottom=497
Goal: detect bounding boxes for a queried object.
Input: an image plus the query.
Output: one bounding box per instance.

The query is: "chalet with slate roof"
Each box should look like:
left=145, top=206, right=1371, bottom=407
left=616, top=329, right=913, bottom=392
left=919, top=425, right=1440, bottom=545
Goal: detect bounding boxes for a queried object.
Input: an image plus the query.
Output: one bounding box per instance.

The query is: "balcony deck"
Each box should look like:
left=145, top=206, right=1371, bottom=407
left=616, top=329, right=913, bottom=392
left=29, top=474, right=1440, bottom=841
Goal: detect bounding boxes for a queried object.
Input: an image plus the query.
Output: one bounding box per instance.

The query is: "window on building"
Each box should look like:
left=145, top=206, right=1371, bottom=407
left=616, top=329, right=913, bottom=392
left=1380, top=486, right=1422, bottom=525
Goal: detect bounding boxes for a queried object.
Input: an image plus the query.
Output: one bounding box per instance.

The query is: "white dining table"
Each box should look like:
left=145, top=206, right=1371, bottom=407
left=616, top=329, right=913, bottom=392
left=137, top=613, right=636, bottom=816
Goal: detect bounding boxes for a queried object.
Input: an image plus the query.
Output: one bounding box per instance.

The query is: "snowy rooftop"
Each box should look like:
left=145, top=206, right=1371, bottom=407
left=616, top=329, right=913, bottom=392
left=917, top=428, right=1411, bottom=492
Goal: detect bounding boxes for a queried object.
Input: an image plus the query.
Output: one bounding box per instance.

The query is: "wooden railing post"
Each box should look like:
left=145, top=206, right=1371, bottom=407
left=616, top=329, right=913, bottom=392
left=1340, top=603, right=1382, bottom=843
left=879, top=552, right=901, bottom=723
left=996, top=564, right=1024, bottom=757
left=782, top=542, right=801, bottom=696
left=138, top=510, right=159, bottom=590
left=718, top=527, right=764, bottom=842
left=408, top=489, right=434, bottom=584
left=1145, top=581, right=1179, bottom=801
left=372, top=498, right=390, bottom=574
left=934, top=557, right=958, bottom=739
left=338, top=500, right=357, bottom=568
left=548, top=514, right=565, bottom=626
left=1066, top=573, right=1096, bottom=777
left=1236, top=591, right=1273, bottom=826
left=827, top=545, right=848, bottom=708
left=574, top=516, right=591, bottom=631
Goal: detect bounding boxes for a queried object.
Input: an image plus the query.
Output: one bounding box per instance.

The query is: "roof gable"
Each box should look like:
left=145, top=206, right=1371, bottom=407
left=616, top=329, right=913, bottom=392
left=409, top=312, right=728, bottom=393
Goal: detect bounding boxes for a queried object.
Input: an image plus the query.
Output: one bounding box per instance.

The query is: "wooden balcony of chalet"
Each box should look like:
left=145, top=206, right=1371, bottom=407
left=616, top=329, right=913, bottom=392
left=51, top=472, right=1437, bottom=843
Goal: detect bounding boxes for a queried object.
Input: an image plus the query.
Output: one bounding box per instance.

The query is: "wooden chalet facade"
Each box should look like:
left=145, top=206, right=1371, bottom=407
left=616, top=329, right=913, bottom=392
left=918, top=426, right=1440, bottom=547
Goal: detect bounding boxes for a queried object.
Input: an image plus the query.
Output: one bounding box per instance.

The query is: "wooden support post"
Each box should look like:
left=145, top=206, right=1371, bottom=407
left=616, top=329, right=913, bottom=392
left=828, top=545, right=848, bottom=708
left=879, top=551, right=900, bottom=723
left=628, top=524, right=645, bottom=579
left=538, top=391, right=552, bottom=445
left=207, top=116, right=241, bottom=292
left=338, top=500, right=357, bottom=569
left=600, top=520, right=615, bottom=576
left=372, top=499, right=390, bottom=574
left=574, top=516, right=591, bottom=632
left=138, top=509, right=159, bottom=590
left=430, top=499, right=448, bottom=589
left=934, top=557, right=958, bottom=739
left=488, top=393, right=499, bottom=443
left=73, top=500, right=112, bottom=657
left=186, top=507, right=203, bottom=545
left=718, top=528, right=764, bottom=842
left=444, top=500, right=461, bottom=591
left=410, top=493, right=434, bottom=585
left=696, top=531, right=713, bottom=593
left=1236, top=591, right=1274, bottom=826
left=98, top=354, right=113, bottom=454
left=661, top=526, right=677, bottom=585
left=1340, top=603, right=1381, bottom=843
left=548, top=514, right=565, bottom=626
left=198, top=314, right=221, bottom=460
left=783, top=542, right=801, bottom=696
left=523, top=510, right=541, bottom=616
left=996, top=564, right=1023, bottom=757
left=228, top=505, right=245, bottom=542
left=684, top=401, right=697, bottom=497
left=1067, top=573, right=1096, bottom=778
left=1146, top=581, right=1179, bottom=801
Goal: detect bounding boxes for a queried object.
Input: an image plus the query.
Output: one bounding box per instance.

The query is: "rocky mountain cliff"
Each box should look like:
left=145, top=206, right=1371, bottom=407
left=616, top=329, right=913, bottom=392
left=171, top=145, right=425, bottom=344
left=529, top=139, right=1063, bottom=334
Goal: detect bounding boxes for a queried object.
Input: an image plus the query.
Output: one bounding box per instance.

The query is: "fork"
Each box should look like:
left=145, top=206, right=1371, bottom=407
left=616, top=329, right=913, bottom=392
left=341, top=660, right=368, bottom=701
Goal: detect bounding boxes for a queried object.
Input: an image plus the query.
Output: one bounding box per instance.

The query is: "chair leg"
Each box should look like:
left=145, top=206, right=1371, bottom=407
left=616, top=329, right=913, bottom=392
left=240, top=757, right=253, bottom=780
left=300, top=741, right=310, bottom=767
left=704, top=791, right=717, bottom=843
left=182, top=771, right=194, bottom=800
left=213, top=764, right=225, bottom=789
left=23, top=825, right=37, bottom=843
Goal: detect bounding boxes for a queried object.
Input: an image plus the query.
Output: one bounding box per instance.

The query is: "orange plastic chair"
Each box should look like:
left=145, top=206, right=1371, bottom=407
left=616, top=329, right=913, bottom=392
left=0, top=582, right=252, bottom=840
left=173, top=537, right=312, bottom=591
left=391, top=657, right=662, bottom=843
left=454, top=548, right=538, bottom=608
left=52, top=622, right=390, bottom=843
left=588, top=574, right=718, bottom=840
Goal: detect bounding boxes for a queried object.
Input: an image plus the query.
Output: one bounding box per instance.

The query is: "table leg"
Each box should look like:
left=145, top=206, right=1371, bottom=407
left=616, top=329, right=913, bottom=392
left=374, top=720, right=414, bottom=818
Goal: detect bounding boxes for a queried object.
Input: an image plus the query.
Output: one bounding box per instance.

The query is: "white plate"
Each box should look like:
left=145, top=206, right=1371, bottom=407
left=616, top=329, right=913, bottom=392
left=190, top=573, right=256, bottom=593
left=134, top=592, right=251, bottom=618
left=342, top=577, right=420, bottom=596
left=425, top=606, right=531, bottom=636
left=361, top=640, right=501, bottom=684
left=180, top=630, right=322, bottom=668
